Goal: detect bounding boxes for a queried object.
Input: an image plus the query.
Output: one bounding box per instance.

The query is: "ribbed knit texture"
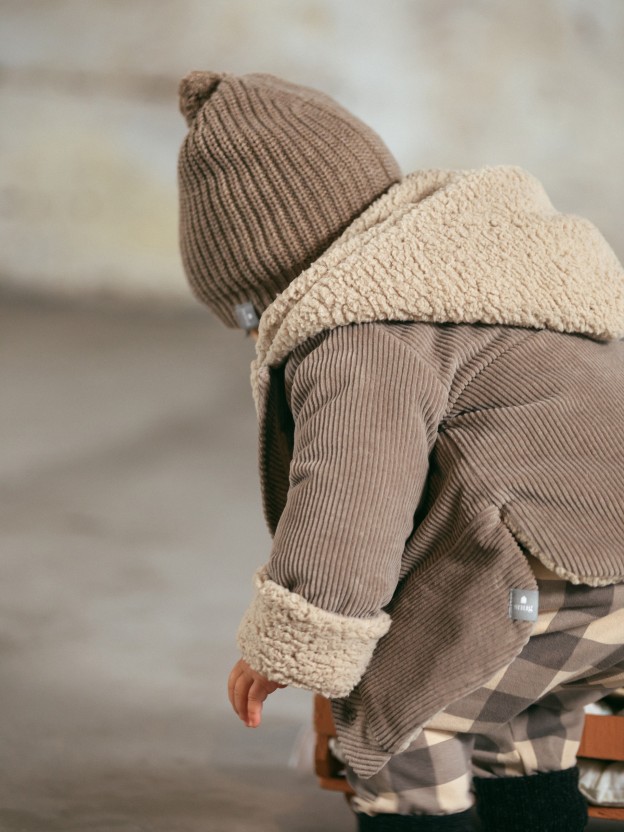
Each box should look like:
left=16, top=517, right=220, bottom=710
left=357, top=809, right=473, bottom=831
left=177, top=71, right=401, bottom=327
left=473, top=768, right=588, bottom=832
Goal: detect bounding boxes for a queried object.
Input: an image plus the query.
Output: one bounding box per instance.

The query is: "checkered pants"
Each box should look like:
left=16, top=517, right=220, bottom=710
left=344, top=568, right=624, bottom=817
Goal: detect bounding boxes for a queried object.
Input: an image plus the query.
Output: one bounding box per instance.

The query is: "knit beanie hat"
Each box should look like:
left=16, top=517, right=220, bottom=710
left=177, top=71, right=402, bottom=329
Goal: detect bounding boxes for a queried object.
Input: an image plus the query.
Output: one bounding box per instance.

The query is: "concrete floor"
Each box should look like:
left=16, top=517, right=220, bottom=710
left=1, top=298, right=621, bottom=831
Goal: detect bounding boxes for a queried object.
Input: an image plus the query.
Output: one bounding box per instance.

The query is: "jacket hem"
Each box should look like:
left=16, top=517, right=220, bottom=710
left=500, top=507, right=623, bottom=587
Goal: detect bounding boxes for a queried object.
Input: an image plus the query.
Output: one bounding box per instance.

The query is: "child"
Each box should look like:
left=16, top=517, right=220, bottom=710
left=177, top=70, right=624, bottom=831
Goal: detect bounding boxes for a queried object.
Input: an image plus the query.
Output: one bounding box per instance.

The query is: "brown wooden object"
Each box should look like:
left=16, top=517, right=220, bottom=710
left=314, top=695, right=624, bottom=820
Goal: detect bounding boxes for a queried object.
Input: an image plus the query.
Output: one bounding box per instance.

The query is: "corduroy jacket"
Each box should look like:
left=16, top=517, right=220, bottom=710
left=236, top=166, right=624, bottom=778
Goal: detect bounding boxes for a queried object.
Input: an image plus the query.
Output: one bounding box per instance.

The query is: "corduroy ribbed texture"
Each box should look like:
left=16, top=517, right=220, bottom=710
left=270, top=323, right=442, bottom=617
left=270, top=319, right=624, bottom=597
left=177, top=72, right=401, bottom=327
left=236, top=163, right=624, bottom=778
left=243, top=319, right=624, bottom=777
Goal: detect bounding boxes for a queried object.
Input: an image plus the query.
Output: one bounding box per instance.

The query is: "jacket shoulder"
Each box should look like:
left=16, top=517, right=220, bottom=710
left=283, top=319, right=523, bottom=401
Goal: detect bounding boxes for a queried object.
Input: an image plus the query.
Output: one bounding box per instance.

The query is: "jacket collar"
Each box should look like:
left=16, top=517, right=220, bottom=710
left=251, top=165, right=624, bottom=408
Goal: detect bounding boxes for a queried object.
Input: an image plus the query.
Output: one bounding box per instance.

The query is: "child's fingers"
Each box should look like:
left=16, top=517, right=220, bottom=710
left=234, top=673, right=253, bottom=723
left=227, top=663, right=244, bottom=713
left=246, top=680, right=269, bottom=728
left=228, top=660, right=286, bottom=726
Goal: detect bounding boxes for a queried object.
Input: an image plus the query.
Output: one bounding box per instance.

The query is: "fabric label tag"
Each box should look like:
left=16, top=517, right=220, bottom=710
left=234, top=302, right=259, bottom=331
left=508, top=589, right=539, bottom=622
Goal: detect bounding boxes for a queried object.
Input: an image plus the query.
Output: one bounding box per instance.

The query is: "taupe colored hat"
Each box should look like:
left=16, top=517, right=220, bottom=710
left=177, top=71, right=402, bottom=329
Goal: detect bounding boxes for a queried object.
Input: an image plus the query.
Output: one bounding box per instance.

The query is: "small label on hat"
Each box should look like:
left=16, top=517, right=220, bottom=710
left=234, top=302, right=259, bottom=331
left=508, top=589, right=539, bottom=622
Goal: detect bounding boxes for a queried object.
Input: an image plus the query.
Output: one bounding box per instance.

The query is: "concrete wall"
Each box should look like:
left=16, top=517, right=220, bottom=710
left=1, top=0, right=623, bottom=304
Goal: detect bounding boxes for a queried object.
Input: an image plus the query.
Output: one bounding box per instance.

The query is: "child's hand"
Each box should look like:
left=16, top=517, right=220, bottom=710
left=227, top=658, right=286, bottom=727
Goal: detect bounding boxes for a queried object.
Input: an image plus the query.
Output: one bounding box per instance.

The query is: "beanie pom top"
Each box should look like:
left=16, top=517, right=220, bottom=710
left=178, top=71, right=225, bottom=125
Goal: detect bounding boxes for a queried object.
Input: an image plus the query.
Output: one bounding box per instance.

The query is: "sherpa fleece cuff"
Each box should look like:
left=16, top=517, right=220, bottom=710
left=236, top=566, right=392, bottom=699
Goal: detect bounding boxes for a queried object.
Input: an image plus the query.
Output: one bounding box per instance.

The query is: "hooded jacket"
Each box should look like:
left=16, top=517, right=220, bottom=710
left=236, top=165, right=624, bottom=778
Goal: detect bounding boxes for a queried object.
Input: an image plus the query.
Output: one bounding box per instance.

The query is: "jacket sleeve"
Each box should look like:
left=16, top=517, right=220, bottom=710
left=237, top=323, right=447, bottom=698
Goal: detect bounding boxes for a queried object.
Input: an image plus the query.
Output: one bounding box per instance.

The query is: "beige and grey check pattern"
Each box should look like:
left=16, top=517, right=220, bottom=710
left=345, top=574, right=624, bottom=817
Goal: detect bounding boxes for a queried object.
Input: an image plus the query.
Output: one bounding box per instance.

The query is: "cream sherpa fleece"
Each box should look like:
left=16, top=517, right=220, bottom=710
left=251, top=165, right=624, bottom=409
left=237, top=567, right=391, bottom=697
left=238, top=164, right=624, bottom=698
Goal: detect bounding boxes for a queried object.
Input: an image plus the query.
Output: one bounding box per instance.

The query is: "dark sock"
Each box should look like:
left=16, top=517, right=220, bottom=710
left=473, top=766, right=588, bottom=832
left=357, top=808, right=473, bottom=831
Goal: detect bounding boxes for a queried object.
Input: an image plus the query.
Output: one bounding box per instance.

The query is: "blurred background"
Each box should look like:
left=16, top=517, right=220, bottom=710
left=1, top=1, right=623, bottom=830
